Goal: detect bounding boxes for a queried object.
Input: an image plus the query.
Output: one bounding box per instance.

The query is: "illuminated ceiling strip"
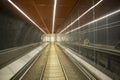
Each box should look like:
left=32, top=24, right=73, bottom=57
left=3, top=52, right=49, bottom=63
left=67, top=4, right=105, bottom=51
left=8, top=0, right=47, bottom=34
left=52, top=0, right=57, bottom=34
left=66, top=9, right=120, bottom=34
left=59, top=0, right=103, bottom=34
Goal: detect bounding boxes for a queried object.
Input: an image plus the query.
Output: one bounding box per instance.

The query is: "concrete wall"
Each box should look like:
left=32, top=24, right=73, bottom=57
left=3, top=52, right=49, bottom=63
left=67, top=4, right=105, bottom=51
left=0, top=5, right=43, bottom=50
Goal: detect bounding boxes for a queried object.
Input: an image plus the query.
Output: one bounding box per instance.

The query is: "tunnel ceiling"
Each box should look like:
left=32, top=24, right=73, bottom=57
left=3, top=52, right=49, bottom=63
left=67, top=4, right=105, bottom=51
left=2, top=0, right=78, bottom=34
left=1, top=0, right=120, bottom=34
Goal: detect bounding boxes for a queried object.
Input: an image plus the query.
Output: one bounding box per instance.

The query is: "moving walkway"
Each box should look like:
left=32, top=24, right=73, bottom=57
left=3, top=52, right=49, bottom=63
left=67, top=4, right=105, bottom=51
left=18, top=43, right=95, bottom=80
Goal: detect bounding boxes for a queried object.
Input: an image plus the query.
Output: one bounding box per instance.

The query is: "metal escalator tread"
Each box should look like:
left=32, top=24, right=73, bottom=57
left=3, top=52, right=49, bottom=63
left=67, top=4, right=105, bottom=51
left=21, top=44, right=90, bottom=80
left=55, top=45, right=89, bottom=80
left=21, top=45, right=50, bottom=80
left=42, top=45, right=66, bottom=80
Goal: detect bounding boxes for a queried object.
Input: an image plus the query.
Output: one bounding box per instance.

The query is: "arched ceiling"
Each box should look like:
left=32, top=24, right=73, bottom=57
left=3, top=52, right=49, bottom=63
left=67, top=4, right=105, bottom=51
left=1, top=0, right=78, bottom=34
left=1, top=0, right=120, bottom=34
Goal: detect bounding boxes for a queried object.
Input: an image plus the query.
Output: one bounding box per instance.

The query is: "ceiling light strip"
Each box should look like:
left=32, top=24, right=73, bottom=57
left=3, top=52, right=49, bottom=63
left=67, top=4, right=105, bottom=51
left=59, top=0, right=103, bottom=34
left=52, top=0, right=57, bottom=34
left=66, top=9, right=120, bottom=34
left=8, top=0, right=47, bottom=34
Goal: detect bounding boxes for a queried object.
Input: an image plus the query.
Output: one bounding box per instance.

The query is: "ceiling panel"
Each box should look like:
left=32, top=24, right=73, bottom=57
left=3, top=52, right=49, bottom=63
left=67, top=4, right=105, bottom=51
left=2, top=0, right=78, bottom=34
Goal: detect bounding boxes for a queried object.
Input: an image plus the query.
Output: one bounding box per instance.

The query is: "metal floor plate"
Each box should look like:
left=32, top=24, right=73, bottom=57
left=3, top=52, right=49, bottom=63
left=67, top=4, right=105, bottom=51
left=42, top=45, right=65, bottom=80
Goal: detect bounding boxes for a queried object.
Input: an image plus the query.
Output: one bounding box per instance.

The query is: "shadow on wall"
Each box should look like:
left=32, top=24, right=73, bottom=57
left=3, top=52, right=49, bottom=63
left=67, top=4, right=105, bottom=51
left=0, top=4, right=43, bottom=50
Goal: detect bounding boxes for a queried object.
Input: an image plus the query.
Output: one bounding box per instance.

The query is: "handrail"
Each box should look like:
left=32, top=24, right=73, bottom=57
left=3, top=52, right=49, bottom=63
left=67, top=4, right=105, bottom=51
left=0, top=42, right=42, bottom=53
left=58, top=43, right=98, bottom=80
left=63, top=43, right=120, bottom=56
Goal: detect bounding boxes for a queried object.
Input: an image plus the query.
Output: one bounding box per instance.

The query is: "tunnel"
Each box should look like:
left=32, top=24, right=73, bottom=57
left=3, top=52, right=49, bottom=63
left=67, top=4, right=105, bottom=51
left=0, top=0, right=120, bottom=80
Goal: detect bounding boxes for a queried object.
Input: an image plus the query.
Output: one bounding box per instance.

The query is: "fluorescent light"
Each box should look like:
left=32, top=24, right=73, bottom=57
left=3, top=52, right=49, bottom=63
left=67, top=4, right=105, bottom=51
left=52, top=0, right=57, bottom=34
left=66, top=9, right=120, bottom=34
left=59, top=0, right=103, bottom=33
left=8, top=0, right=47, bottom=34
